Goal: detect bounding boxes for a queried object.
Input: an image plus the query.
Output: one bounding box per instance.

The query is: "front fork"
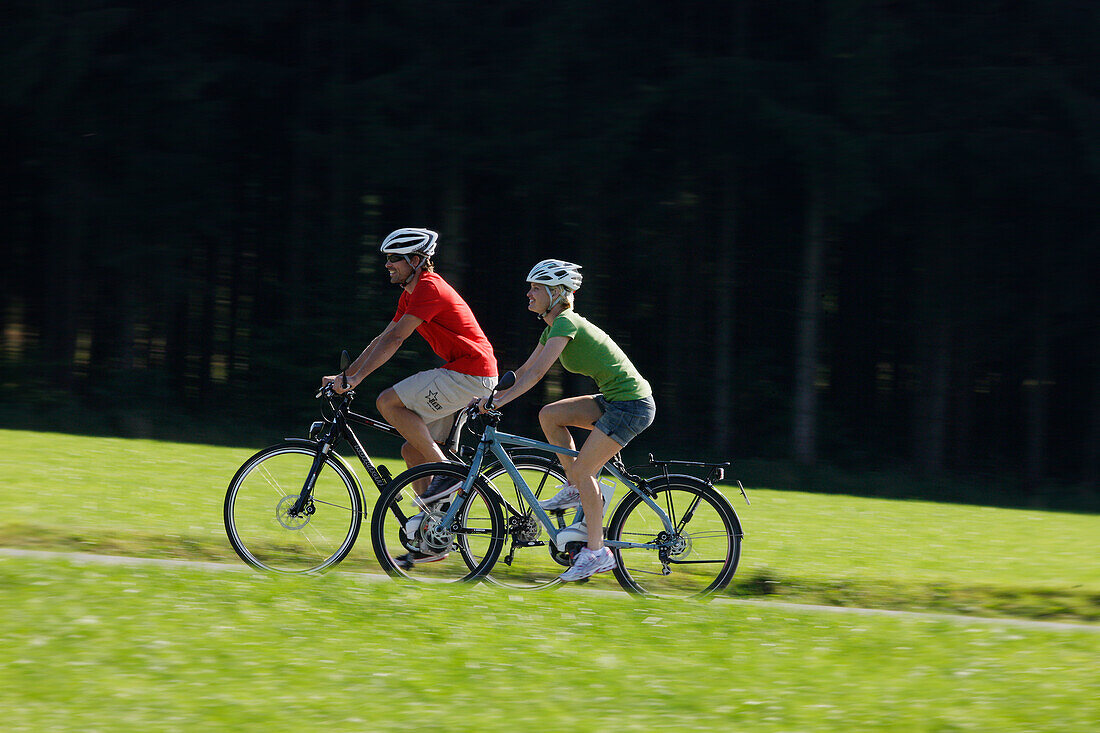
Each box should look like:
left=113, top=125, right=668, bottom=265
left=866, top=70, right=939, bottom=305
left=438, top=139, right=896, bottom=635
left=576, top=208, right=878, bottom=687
left=290, top=419, right=345, bottom=517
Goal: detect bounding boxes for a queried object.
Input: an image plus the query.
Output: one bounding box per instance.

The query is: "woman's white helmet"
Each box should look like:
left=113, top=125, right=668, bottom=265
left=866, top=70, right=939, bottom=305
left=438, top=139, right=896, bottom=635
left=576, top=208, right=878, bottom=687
left=526, top=259, right=583, bottom=292
left=526, top=259, right=582, bottom=318
left=380, top=228, right=439, bottom=257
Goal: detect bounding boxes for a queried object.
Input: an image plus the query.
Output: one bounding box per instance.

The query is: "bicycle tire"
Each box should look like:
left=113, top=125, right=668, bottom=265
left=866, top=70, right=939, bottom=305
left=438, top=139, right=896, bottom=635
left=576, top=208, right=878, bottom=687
left=224, top=442, right=363, bottom=574
left=370, top=463, right=505, bottom=583
left=606, top=476, right=742, bottom=597
left=479, top=454, right=571, bottom=590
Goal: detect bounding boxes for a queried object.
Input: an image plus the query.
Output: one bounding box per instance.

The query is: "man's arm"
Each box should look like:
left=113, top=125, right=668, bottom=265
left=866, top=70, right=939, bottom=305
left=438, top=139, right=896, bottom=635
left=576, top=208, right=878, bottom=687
left=341, top=314, right=423, bottom=391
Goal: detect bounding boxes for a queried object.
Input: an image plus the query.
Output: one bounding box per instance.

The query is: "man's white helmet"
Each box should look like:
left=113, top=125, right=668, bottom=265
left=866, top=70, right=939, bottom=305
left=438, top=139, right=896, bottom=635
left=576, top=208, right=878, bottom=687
left=380, top=228, right=439, bottom=258
left=526, top=259, right=583, bottom=292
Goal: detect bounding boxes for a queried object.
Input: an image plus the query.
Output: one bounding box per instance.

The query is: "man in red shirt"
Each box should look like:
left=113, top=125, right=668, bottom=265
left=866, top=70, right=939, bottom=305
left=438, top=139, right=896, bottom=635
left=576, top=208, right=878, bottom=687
left=321, top=229, right=498, bottom=566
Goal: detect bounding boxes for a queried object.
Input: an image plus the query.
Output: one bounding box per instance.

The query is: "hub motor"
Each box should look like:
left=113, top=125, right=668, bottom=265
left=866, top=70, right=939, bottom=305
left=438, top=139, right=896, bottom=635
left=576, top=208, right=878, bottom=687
left=415, top=509, right=453, bottom=553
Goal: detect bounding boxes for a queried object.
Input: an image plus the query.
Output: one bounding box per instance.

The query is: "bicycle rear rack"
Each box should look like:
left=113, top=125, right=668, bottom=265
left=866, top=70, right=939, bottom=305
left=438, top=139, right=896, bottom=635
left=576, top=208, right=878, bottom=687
left=645, top=454, right=750, bottom=506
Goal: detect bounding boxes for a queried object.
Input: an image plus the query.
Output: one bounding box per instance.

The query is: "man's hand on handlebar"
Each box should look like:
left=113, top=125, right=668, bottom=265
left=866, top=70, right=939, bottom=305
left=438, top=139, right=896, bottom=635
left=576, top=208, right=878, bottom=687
left=468, top=396, right=492, bottom=415
left=320, top=375, right=352, bottom=396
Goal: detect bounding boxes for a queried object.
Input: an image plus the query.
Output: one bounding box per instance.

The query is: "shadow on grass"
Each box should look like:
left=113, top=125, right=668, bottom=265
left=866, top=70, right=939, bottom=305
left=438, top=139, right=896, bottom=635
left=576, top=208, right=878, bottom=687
left=724, top=567, right=1100, bottom=624
left=4, top=525, right=1097, bottom=624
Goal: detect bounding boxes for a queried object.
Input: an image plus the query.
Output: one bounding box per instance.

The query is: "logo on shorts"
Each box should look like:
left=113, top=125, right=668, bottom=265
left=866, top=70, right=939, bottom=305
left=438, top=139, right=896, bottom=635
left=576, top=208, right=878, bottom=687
left=425, top=389, right=443, bottom=412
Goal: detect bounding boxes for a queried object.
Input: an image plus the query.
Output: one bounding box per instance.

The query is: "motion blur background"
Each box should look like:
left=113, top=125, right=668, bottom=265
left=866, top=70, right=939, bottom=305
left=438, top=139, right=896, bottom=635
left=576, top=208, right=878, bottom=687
left=2, top=1, right=1096, bottom=507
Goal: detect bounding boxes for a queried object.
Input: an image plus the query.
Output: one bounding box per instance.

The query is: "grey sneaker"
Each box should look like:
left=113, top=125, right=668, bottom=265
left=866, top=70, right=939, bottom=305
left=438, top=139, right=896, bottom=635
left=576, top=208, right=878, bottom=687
left=560, top=546, right=616, bottom=581
left=394, top=550, right=449, bottom=570
left=414, top=475, right=461, bottom=508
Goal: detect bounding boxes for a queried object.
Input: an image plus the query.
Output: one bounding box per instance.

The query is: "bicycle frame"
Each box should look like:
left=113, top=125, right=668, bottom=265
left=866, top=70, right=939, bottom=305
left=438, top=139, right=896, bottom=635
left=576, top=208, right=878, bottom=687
left=293, top=394, right=463, bottom=523
left=437, top=422, right=677, bottom=551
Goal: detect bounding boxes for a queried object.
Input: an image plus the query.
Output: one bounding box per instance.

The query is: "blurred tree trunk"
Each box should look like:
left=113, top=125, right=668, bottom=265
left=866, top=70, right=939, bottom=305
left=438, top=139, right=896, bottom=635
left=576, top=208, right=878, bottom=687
left=43, top=154, right=85, bottom=392
left=915, top=318, right=951, bottom=475
left=441, top=166, right=467, bottom=291
left=166, top=245, right=192, bottom=400
left=912, top=223, right=951, bottom=476
left=1024, top=289, right=1050, bottom=490
left=951, top=337, right=975, bottom=471
left=712, top=181, right=736, bottom=456
left=88, top=269, right=134, bottom=392
left=1087, top=322, right=1100, bottom=489
left=198, top=238, right=217, bottom=401
left=793, top=184, right=825, bottom=465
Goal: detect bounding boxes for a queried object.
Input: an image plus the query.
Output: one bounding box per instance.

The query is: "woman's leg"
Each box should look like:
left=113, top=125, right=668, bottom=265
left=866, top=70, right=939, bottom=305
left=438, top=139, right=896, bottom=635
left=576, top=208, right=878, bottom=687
left=567, top=429, right=624, bottom=549
left=538, top=395, right=603, bottom=472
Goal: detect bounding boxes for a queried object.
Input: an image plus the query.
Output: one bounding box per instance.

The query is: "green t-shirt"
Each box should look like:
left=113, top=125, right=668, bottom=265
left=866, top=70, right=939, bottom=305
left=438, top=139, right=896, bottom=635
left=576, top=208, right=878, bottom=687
left=539, top=310, right=652, bottom=402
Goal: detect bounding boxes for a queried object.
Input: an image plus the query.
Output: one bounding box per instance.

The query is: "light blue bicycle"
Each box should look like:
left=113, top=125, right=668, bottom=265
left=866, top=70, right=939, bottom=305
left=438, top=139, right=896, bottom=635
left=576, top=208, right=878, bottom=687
left=370, top=372, right=747, bottom=597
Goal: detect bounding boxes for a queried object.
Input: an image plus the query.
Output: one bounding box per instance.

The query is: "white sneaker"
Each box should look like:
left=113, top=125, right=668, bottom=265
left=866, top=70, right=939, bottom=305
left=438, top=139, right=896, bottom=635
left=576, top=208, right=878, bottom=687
left=539, top=483, right=581, bottom=510
left=404, top=511, right=427, bottom=540
left=539, top=481, right=615, bottom=512
left=560, top=546, right=616, bottom=582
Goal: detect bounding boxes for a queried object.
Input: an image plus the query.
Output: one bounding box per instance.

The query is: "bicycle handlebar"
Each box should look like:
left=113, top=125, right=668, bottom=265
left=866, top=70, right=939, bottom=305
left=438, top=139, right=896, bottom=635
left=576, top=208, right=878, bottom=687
left=315, top=383, right=354, bottom=401
left=316, top=357, right=354, bottom=400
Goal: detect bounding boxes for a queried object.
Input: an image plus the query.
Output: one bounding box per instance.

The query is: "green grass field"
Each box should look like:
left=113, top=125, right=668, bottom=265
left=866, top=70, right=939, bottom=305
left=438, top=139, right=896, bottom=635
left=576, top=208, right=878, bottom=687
left=2, top=428, right=1098, bottom=731
left=1, top=428, right=1097, bottom=621
left=2, top=555, right=1098, bottom=732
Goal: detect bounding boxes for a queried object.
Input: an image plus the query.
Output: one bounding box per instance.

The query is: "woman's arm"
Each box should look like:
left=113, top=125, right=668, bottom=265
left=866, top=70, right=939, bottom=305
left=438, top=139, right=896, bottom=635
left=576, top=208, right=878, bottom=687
left=490, top=336, right=569, bottom=409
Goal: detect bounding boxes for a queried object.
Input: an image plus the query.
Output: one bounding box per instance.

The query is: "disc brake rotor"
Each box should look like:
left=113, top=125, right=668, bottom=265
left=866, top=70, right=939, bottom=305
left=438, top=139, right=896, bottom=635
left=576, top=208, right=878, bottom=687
left=668, top=532, right=692, bottom=558
left=275, top=495, right=312, bottom=530
left=511, top=515, right=542, bottom=543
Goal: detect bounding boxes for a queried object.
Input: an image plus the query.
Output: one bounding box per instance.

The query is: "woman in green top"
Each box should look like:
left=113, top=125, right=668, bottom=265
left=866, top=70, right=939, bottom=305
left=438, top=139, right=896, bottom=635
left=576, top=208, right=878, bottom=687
left=474, top=259, right=656, bottom=581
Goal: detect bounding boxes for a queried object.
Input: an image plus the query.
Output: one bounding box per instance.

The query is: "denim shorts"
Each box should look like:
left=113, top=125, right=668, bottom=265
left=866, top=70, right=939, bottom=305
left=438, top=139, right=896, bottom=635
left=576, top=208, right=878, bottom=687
left=594, top=395, right=656, bottom=447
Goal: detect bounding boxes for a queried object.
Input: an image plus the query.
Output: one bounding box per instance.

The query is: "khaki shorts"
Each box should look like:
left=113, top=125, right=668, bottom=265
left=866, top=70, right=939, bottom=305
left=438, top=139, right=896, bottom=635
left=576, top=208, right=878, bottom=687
left=393, top=368, right=498, bottom=442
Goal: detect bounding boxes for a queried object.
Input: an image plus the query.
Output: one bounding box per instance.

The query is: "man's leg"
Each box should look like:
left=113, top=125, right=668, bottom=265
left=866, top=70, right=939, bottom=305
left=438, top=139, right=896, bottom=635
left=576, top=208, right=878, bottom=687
left=378, top=387, right=450, bottom=498
left=378, top=387, right=448, bottom=466
left=400, top=441, right=431, bottom=471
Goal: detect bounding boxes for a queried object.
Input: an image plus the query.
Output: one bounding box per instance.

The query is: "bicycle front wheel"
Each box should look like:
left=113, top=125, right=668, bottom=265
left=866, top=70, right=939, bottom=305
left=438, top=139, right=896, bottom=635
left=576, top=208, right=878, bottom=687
left=480, top=455, right=571, bottom=590
left=371, top=463, right=505, bottom=583
left=224, top=443, right=362, bottom=574
left=606, top=478, right=741, bottom=598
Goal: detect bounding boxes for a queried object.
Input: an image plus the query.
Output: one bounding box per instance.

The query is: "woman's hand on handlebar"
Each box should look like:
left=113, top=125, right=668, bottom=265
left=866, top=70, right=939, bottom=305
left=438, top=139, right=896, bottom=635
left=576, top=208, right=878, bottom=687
left=468, top=396, right=490, bottom=414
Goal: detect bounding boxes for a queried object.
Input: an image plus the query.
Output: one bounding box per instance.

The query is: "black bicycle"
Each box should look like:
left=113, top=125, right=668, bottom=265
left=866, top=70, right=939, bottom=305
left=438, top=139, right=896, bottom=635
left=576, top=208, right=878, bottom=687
left=223, top=353, right=568, bottom=574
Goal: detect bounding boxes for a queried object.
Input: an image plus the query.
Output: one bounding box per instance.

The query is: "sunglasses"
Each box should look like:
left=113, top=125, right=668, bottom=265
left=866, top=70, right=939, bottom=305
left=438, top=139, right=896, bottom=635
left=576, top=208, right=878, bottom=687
left=385, top=254, right=408, bottom=263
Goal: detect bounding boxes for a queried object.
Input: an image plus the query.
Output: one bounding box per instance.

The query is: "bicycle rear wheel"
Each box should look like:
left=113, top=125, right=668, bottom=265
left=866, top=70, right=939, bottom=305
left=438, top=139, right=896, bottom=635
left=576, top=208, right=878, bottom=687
left=606, top=478, right=741, bottom=597
left=224, top=443, right=362, bottom=574
left=480, top=455, right=571, bottom=590
left=370, top=463, right=505, bottom=583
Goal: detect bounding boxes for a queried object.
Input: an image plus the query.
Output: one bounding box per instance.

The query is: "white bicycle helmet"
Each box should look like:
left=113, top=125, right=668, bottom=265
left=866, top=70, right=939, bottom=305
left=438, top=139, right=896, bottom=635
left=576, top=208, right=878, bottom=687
left=526, top=259, right=582, bottom=317
left=381, top=228, right=438, bottom=285
left=380, top=228, right=439, bottom=258
left=526, top=259, right=583, bottom=291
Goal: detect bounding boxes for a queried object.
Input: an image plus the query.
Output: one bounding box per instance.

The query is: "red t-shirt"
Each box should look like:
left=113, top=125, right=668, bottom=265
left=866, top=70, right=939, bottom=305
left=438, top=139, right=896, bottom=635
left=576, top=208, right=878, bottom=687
left=393, top=271, right=498, bottom=377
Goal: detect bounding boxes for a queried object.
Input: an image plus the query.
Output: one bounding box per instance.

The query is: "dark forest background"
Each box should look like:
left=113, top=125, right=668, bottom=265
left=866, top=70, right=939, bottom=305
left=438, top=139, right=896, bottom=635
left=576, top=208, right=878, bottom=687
left=1, top=1, right=1097, bottom=507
